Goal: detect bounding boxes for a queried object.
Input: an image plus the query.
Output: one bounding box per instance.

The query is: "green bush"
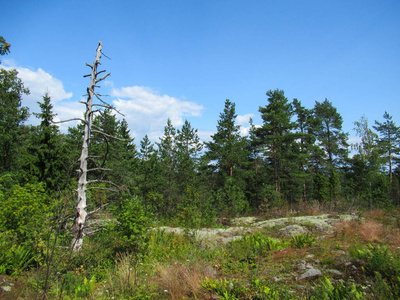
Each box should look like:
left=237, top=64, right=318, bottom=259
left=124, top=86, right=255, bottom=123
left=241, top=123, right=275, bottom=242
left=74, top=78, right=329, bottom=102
left=0, top=182, right=51, bottom=274
left=112, top=196, right=152, bottom=256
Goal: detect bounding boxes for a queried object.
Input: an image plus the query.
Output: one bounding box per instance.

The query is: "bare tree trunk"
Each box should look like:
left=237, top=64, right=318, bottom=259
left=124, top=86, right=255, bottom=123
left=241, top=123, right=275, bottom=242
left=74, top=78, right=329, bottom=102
left=72, top=41, right=106, bottom=252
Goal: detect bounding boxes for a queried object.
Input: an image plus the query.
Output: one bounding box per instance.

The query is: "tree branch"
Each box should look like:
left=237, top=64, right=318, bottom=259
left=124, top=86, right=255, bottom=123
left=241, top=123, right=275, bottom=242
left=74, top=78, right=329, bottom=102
left=86, top=187, right=119, bottom=192
left=91, top=129, right=127, bottom=141
left=95, top=72, right=111, bottom=83
left=52, top=118, right=86, bottom=124
left=87, top=167, right=113, bottom=172
left=87, top=179, right=120, bottom=187
left=87, top=203, right=109, bottom=216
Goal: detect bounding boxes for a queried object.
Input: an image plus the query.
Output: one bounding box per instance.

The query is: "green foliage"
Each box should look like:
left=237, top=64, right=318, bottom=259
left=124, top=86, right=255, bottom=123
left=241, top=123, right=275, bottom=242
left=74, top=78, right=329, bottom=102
left=0, top=68, right=30, bottom=172
left=146, top=229, right=206, bottom=262
left=311, top=277, right=364, bottom=300
left=0, top=181, right=49, bottom=237
left=350, top=244, right=400, bottom=279
left=216, top=177, right=249, bottom=216
left=201, top=278, right=282, bottom=300
left=30, top=93, right=68, bottom=191
left=0, top=240, right=35, bottom=276
left=256, top=89, right=296, bottom=196
left=0, top=181, right=51, bottom=274
left=0, top=36, right=11, bottom=61
left=113, top=196, right=152, bottom=256
left=205, top=99, right=249, bottom=183
left=289, top=233, right=316, bottom=249
left=227, top=232, right=285, bottom=262
left=61, top=271, right=96, bottom=299
left=175, top=187, right=215, bottom=229
left=350, top=244, right=400, bottom=298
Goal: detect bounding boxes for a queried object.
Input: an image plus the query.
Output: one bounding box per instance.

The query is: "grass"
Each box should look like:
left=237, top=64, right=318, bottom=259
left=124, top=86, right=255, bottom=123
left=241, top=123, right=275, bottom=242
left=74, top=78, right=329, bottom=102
left=3, top=207, right=400, bottom=299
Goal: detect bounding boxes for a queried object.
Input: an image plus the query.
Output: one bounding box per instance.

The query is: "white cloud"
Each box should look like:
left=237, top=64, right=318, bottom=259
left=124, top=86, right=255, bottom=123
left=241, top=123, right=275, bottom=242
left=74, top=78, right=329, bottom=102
left=112, top=86, right=203, bottom=141
left=53, top=99, right=86, bottom=132
left=236, top=113, right=254, bottom=125
left=1, top=63, right=73, bottom=124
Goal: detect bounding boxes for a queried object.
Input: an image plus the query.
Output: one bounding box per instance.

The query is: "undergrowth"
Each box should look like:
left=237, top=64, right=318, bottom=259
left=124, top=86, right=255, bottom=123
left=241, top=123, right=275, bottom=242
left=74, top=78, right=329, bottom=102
left=3, top=208, right=400, bottom=299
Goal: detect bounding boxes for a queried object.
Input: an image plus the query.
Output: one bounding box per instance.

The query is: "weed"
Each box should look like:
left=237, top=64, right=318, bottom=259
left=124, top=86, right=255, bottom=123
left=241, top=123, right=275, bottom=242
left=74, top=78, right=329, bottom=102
left=289, top=233, right=315, bottom=249
left=310, top=277, right=364, bottom=299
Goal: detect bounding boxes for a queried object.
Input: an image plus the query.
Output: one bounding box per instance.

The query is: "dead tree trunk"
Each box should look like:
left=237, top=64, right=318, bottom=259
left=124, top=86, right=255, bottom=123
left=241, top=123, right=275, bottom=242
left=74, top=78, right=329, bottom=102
left=72, top=41, right=110, bottom=252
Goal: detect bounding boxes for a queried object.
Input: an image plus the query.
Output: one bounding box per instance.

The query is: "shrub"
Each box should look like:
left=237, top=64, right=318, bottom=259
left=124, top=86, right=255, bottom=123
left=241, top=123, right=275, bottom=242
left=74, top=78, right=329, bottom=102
left=112, top=196, right=152, bottom=257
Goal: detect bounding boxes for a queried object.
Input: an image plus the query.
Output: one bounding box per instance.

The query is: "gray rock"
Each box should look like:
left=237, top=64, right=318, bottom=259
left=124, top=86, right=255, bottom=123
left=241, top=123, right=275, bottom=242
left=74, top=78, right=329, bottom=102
left=327, top=269, right=343, bottom=276
left=280, top=225, right=307, bottom=237
left=298, top=268, right=322, bottom=280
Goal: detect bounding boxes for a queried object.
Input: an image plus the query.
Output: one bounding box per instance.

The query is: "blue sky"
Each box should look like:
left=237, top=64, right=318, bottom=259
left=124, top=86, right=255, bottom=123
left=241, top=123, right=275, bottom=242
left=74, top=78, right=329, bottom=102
left=1, top=0, right=399, bottom=144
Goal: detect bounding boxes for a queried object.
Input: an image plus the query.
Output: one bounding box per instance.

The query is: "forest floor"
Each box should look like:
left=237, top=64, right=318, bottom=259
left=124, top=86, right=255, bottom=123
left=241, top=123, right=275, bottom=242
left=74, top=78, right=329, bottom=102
left=2, top=209, right=400, bottom=299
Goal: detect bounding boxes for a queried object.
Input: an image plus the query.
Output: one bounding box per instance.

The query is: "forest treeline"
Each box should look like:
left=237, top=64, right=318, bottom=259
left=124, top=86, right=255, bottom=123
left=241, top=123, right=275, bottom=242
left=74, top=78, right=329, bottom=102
left=1, top=66, right=400, bottom=225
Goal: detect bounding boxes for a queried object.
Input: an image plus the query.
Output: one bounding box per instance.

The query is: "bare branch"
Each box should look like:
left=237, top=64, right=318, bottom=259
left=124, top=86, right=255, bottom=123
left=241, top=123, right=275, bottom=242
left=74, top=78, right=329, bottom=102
left=86, top=187, right=119, bottom=192
left=91, top=129, right=128, bottom=141
left=87, top=179, right=120, bottom=187
left=85, top=63, right=93, bottom=68
left=87, top=203, right=109, bottom=216
left=92, top=103, right=112, bottom=109
left=53, top=118, right=86, bottom=124
left=87, top=167, right=113, bottom=172
left=101, top=51, right=112, bottom=60
left=86, top=228, right=106, bottom=236
left=96, top=70, right=106, bottom=76
left=95, top=72, right=111, bottom=83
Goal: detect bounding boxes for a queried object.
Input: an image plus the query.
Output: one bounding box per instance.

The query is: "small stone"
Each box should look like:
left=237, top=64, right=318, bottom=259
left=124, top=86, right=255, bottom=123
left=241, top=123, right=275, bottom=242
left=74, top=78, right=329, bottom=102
left=273, top=277, right=283, bottom=282
left=298, top=268, right=322, bottom=280
left=327, top=269, right=343, bottom=276
left=1, top=286, right=12, bottom=292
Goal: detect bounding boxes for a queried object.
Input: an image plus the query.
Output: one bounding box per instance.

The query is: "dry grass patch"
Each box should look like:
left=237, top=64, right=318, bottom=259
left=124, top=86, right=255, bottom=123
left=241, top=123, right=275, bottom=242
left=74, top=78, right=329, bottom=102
left=154, top=261, right=215, bottom=300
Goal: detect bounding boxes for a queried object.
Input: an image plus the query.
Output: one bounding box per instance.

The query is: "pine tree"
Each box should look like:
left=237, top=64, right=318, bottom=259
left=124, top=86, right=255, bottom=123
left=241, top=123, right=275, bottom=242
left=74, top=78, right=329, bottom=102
left=292, top=98, right=320, bottom=202
left=314, top=99, right=348, bottom=168
left=256, top=89, right=295, bottom=195
left=314, top=99, right=348, bottom=201
left=373, top=111, right=400, bottom=185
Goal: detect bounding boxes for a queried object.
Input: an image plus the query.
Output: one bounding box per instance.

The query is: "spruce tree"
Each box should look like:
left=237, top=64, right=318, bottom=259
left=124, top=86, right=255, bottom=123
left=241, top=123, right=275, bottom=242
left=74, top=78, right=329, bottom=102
left=176, top=120, right=202, bottom=192
left=157, top=119, right=178, bottom=215
left=205, top=99, right=248, bottom=179
left=204, top=99, right=249, bottom=214
left=32, top=92, right=67, bottom=190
